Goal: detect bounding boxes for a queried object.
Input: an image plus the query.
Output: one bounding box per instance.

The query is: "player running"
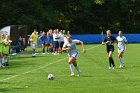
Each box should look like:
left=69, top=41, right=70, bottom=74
left=102, top=30, right=116, bottom=69
left=30, top=29, right=38, bottom=57
left=116, top=31, right=128, bottom=68
left=62, top=36, right=86, bottom=76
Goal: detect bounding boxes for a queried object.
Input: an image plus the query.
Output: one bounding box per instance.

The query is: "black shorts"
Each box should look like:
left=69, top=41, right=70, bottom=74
left=42, top=43, right=46, bottom=46
left=106, top=47, right=114, bottom=53
left=46, top=44, right=50, bottom=46
left=54, top=41, right=59, bottom=48
left=59, top=41, right=64, bottom=48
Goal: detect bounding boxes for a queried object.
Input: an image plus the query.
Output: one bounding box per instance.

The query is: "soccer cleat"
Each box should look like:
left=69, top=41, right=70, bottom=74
left=119, top=65, right=124, bottom=68
left=109, top=67, right=111, bottom=69
left=42, top=53, right=46, bottom=54
left=71, top=73, right=75, bottom=76
left=77, top=72, right=80, bottom=76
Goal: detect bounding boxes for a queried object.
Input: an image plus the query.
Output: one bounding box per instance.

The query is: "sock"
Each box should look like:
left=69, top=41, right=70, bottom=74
left=47, top=47, right=49, bottom=52
left=120, top=57, right=124, bottom=66
left=75, top=65, right=80, bottom=73
left=6, top=56, right=10, bottom=62
left=69, top=64, right=74, bottom=74
left=111, top=58, right=115, bottom=67
left=109, top=58, right=112, bottom=67
left=109, top=57, right=115, bottom=67
left=0, top=58, right=3, bottom=67
left=43, top=48, right=45, bottom=53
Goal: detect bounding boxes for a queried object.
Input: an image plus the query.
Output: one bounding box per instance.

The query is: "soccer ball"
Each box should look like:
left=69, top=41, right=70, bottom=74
left=48, top=74, right=55, bottom=80
left=32, top=53, right=36, bottom=57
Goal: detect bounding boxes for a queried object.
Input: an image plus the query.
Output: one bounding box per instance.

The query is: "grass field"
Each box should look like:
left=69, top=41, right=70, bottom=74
left=0, top=44, right=140, bottom=93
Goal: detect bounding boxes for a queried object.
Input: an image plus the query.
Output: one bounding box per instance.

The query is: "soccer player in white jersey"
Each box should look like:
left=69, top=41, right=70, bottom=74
left=116, top=31, right=128, bottom=68
left=62, top=36, right=86, bottom=76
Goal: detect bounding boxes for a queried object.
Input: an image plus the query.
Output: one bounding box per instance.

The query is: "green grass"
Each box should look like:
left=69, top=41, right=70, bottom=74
left=0, top=44, right=140, bottom=93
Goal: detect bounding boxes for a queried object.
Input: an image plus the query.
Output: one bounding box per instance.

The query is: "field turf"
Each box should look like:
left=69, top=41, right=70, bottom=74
left=0, top=44, right=140, bottom=93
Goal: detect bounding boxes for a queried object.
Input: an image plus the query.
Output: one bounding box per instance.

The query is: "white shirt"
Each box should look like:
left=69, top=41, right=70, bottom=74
left=63, top=40, right=80, bottom=55
left=116, top=36, right=127, bottom=48
left=59, top=34, right=64, bottom=42
left=53, top=33, right=59, bottom=41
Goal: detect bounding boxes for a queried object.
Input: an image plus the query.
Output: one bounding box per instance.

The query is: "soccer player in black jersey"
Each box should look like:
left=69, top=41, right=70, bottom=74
left=102, top=30, right=116, bottom=69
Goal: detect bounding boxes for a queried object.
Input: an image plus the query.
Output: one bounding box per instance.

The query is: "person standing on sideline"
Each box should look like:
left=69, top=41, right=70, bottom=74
left=53, top=29, right=60, bottom=55
left=102, top=30, right=116, bottom=69
left=116, top=31, right=128, bottom=68
left=46, top=32, right=53, bottom=54
left=30, top=29, right=38, bottom=57
left=3, top=35, right=12, bottom=66
left=59, top=31, right=64, bottom=54
left=0, top=34, right=4, bottom=67
left=39, top=31, right=47, bottom=54
left=62, top=36, right=86, bottom=76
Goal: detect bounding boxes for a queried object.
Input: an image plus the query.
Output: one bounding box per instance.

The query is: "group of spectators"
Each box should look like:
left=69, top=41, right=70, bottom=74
left=29, top=29, right=71, bottom=56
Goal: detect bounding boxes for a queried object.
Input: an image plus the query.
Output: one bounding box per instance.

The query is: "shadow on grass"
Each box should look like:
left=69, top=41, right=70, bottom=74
left=0, top=73, right=16, bottom=76
left=80, top=75, right=94, bottom=77
left=0, top=88, right=11, bottom=92
left=11, top=55, right=47, bottom=59
left=0, top=82, right=10, bottom=84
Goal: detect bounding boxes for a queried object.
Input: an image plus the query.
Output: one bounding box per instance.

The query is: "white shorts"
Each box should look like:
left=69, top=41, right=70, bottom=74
left=68, top=52, right=78, bottom=59
left=118, top=47, right=125, bottom=53
left=32, top=43, right=37, bottom=49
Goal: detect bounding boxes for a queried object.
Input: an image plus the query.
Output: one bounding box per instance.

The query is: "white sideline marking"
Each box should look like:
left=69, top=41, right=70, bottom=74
left=1, top=44, right=101, bottom=81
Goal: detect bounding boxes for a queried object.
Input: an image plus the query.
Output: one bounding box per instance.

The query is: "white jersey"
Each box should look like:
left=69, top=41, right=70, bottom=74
left=59, top=34, right=64, bottom=42
left=116, top=36, right=127, bottom=52
left=116, top=36, right=127, bottom=47
left=63, top=40, right=80, bottom=58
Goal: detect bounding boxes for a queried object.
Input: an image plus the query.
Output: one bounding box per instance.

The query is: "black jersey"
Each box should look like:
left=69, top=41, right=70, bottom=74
left=103, top=36, right=116, bottom=52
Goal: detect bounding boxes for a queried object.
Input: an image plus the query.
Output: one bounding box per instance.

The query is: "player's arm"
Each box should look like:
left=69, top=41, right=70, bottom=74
left=62, top=43, right=70, bottom=51
left=124, top=37, right=128, bottom=50
left=125, top=42, right=128, bottom=50
left=62, top=46, right=71, bottom=51
left=78, top=40, right=86, bottom=53
left=102, top=41, right=109, bottom=45
left=102, top=41, right=108, bottom=45
left=101, top=37, right=108, bottom=45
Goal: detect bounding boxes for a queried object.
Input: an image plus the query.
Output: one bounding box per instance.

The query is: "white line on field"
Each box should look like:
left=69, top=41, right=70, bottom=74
left=1, top=44, right=101, bottom=81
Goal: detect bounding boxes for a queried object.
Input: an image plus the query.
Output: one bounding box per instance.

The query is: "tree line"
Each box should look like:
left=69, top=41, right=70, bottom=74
left=0, top=0, right=140, bottom=34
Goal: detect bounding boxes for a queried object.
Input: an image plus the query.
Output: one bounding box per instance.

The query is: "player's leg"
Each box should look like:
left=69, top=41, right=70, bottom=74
left=107, top=51, right=111, bottom=69
left=108, top=51, right=115, bottom=69
left=56, top=41, right=59, bottom=54
left=32, top=44, right=36, bottom=56
left=0, top=53, right=3, bottom=67
left=32, top=44, right=35, bottom=53
left=5, top=54, right=10, bottom=66
left=71, top=53, right=80, bottom=76
left=118, top=51, right=125, bottom=67
left=53, top=41, right=56, bottom=54
left=68, top=57, right=75, bottom=76
left=72, top=60, right=81, bottom=76
left=42, top=43, right=45, bottom=54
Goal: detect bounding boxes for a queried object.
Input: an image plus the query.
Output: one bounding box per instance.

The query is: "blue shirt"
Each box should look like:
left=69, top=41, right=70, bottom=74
left=40, top=35, right=47, bottom=43
left=46, top=35, right=52, bottom=44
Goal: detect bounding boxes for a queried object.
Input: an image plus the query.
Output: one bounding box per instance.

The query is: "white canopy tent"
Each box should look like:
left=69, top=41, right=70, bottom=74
left=0, top=26, right=11, bottom=36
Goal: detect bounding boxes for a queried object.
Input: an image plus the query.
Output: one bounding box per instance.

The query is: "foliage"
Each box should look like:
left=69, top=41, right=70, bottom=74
left=0, top=0, right=140, bottom=34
